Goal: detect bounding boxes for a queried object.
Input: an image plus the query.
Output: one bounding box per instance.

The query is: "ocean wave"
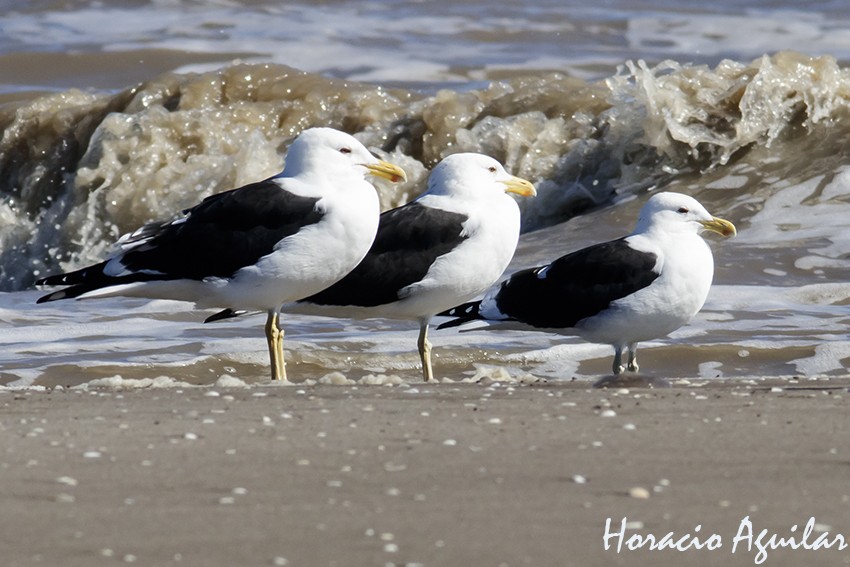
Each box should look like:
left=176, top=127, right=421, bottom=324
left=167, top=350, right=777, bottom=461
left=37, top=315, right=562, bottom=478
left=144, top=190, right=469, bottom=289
left=2, top=51, right=850, bottom=291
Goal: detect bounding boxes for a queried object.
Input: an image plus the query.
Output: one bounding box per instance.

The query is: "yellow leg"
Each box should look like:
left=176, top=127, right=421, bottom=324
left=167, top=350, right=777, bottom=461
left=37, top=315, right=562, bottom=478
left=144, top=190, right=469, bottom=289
left=417, top=322, right=434, bottom=382
left=264, top=310, right=287, bottom=382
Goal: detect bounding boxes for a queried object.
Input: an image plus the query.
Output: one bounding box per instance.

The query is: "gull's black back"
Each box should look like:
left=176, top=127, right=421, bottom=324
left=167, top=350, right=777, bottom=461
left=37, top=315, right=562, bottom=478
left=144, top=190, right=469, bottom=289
left=305, top=201, right=468, bottom=307
left=489, top=238, right=660, bottom=328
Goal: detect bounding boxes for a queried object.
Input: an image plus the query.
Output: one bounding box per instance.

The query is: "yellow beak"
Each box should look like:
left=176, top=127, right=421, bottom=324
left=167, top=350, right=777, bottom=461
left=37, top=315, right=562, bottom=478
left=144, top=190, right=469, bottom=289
left=699, top=217, right=737, bottom=238
left=501, top=175, right=537, bottom=197
left=365, top=161, right=407, bottom=183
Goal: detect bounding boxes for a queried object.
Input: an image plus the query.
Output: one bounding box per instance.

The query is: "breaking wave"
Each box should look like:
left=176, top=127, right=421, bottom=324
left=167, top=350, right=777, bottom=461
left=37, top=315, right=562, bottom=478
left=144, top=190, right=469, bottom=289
left=2, top=51, right=850, bottom=291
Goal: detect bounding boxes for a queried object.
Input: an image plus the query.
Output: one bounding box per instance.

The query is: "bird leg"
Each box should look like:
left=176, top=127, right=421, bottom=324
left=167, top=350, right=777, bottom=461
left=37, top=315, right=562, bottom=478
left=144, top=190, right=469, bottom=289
left=264, top=309, right=287, bottom=382
left=612, top=346, right=625, bottom=375
left=417, top=322, right=434, bottom=382
left=626, top=344, right=639, bottom=373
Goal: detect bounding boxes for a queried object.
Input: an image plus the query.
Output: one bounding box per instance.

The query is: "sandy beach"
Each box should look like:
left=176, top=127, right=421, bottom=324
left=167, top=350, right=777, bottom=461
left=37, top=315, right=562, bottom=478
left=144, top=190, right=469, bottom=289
left=2, top=376, right=849, bottom=567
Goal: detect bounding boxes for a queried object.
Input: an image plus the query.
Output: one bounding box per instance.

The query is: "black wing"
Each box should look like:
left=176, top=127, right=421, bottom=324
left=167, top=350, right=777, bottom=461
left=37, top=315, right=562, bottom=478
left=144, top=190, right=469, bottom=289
left=437, top=238, right=660, bottom=330
left=117, top=178, right=323, bottom=279
left=490, top=238, right=659, bottom=328
left=304, top=201, right=467, bottom=307
left=36, top=178, right=322, bottom=301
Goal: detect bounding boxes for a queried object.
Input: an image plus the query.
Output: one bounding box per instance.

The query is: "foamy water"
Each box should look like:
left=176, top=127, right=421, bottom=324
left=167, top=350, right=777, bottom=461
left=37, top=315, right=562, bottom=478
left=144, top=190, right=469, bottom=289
left=1, top=0, right=850, bottom=387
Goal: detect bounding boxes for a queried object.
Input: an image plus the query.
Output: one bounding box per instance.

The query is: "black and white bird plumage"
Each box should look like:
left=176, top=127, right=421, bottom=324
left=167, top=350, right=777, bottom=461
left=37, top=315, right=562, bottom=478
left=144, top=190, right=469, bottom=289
left=287, top=152, right=536, bottom=381
left=36, top=127, right=406, bottom=382
left=439, top=192, right=736, bottom=375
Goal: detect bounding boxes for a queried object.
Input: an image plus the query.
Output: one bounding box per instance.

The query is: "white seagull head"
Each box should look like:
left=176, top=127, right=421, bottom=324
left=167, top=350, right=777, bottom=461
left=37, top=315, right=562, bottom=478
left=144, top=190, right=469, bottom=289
left=634, top=192, right=736, bottom=238
left=425, top=153, right=536, bottom=201
left=282, top=127, right=406, bottom=185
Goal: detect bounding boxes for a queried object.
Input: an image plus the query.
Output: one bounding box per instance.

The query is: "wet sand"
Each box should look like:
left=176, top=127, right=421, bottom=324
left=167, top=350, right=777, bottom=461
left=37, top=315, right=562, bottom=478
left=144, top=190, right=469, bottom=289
left=2, top=377, right=849, bottom=567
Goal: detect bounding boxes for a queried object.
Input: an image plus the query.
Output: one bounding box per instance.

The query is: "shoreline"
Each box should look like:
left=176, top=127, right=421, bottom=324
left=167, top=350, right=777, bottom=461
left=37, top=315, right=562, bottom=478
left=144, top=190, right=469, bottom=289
left=2, top=377, right=849, bottom=566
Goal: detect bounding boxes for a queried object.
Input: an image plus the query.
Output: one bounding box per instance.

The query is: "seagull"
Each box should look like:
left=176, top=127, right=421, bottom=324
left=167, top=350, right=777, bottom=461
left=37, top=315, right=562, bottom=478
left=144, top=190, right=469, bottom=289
left=35, top=127, right=406, bottom=382
left=209, top=153, right=535, bottom=382
left=438, top=192, right=736, bottom=375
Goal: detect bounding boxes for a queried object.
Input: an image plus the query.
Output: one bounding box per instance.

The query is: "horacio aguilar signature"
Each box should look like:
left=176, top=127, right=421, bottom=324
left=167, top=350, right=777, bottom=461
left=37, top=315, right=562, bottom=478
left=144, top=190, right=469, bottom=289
left=603, top=516, right=848, bottom=564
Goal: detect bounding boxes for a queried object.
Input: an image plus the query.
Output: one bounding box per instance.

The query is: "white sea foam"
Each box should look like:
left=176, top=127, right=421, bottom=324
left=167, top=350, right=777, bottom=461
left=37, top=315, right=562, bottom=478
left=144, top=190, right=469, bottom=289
left=76, top=375, right=194, bottom=390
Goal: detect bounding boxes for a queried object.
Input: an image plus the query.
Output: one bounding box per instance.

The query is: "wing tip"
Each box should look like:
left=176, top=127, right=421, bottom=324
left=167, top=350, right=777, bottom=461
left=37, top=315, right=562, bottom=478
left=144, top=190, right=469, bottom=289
left=204, top=308, right=246, bottom=324
left=36, top=289, right=70, bottom=303
left=436, top=301, right=482, bottom=329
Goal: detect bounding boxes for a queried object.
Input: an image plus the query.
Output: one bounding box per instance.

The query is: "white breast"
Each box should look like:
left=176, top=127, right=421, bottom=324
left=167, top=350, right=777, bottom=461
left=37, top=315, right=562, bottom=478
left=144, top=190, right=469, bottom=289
left=576, top=231, right=715, bottom=346
left=391, top=193, right=521, bottom=320
left=210, top=180, right=380, bottom=311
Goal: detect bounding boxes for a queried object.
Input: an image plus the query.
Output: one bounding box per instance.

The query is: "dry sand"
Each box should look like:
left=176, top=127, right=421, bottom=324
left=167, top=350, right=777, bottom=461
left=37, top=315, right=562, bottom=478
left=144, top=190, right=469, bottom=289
left=2, top=376, right=849, bottom=567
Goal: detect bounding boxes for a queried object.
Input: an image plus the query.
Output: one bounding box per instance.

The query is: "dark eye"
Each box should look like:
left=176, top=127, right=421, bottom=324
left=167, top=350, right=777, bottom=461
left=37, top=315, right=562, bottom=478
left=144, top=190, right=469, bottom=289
left=677, top=207, right=689, bottom=214
left=488, top=166, right=497, bottom=173
left=339, top=147, right=352, bottom=154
